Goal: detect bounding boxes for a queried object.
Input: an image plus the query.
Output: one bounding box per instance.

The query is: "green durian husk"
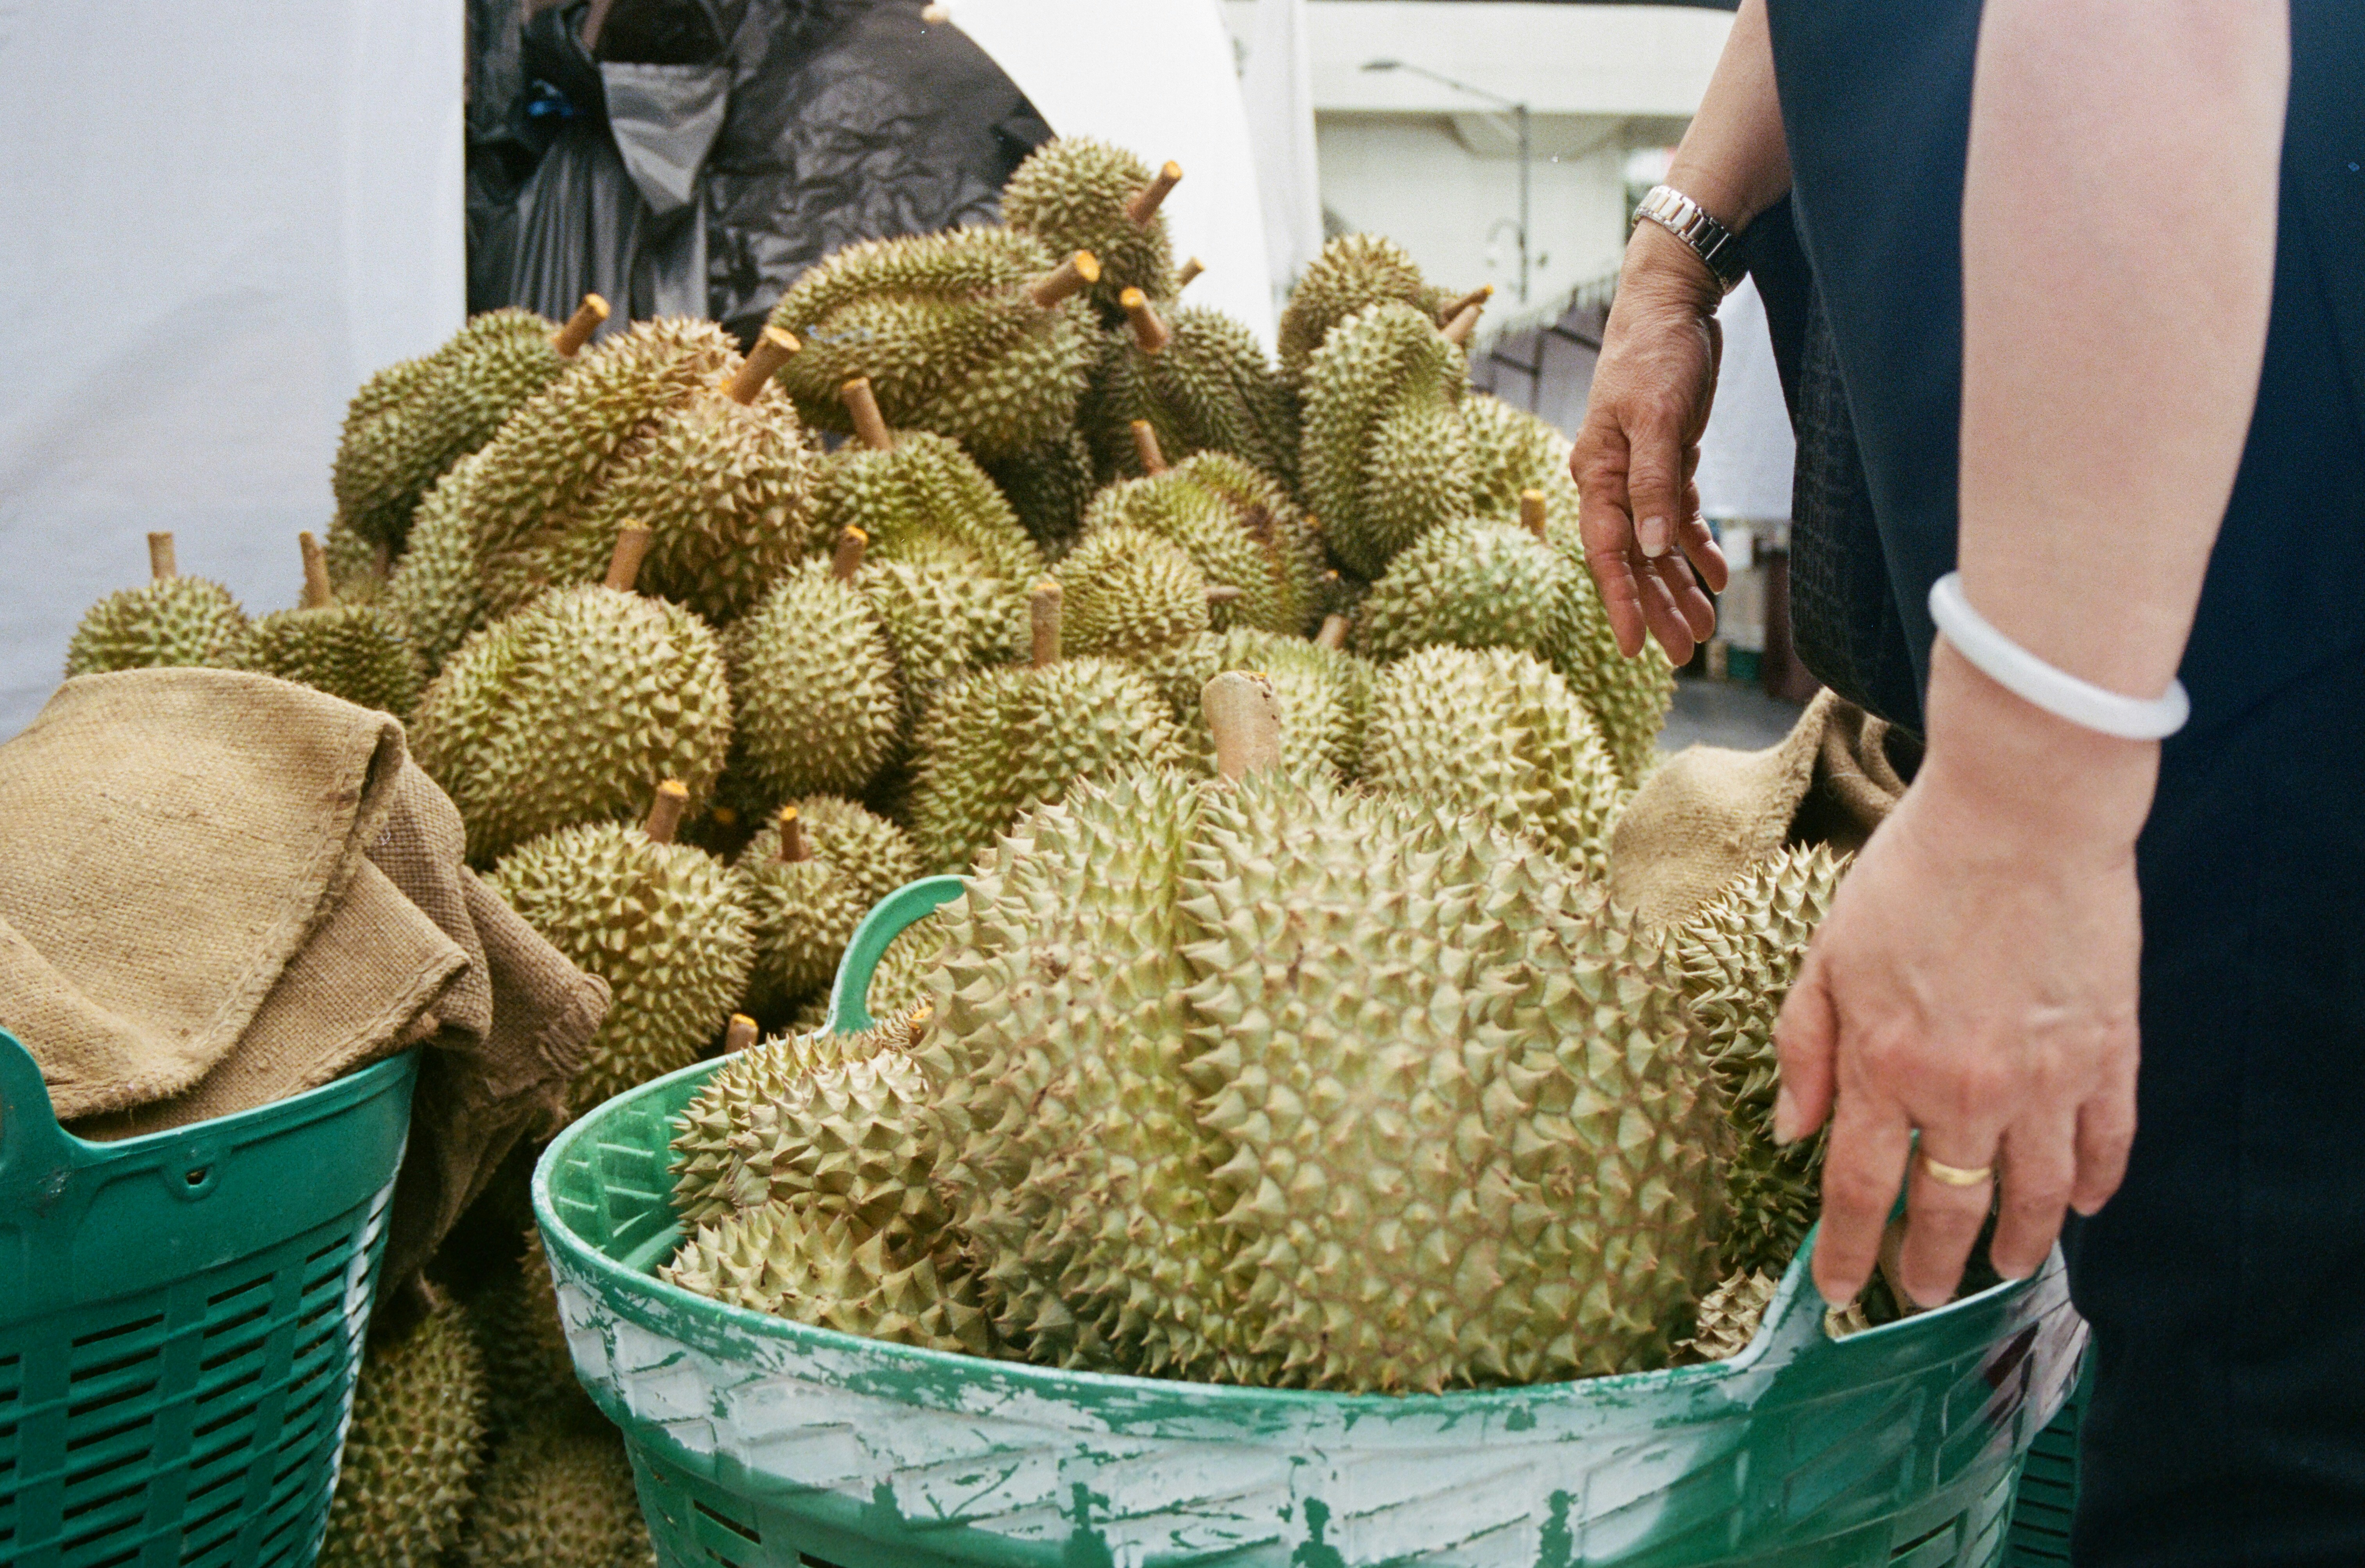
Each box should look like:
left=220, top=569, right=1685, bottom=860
left=1000, top=136, right=1179, bottom=320
left=1277, top=233, right=1441, bottom=386
left=1132, top=629, right=1372, bottom=782
left=812, top=428, right=1046, bottom=591
left=981, top=430, right=1099, bottom=560
left=727, top=559, right=903, bottom=803
left=384, top=451, right=495, bottom=676
left=453, top=1415, right=654, bottom=1568
left=486, top=820, right=754, bottom=1115
left=1299, top=301, right=1474, bottom=578
left=737, top=796, right=919, bottom=1020
left=1052, top=523, right=1212, bottom=659
left=470, top=1231, right=599, bottom=1441
left=1084, top=308, right=1296, bottom=486
left=315, top=1292, right=488, bottom=1568
left=228, top=603, right=424, bottom=715
left=723, top=1049, right=947, bottom=1240
left=854, top=536, right=1029, bottom=744
left=1676, top=1269, right=1780, bottom=1364
left=409, top=584, right=733, bottom=866
left=1082, top=452, right=1324, bottom=638
left=1351, top=516, right=1583, bottom=665
left=767, top=228, right=1091, bottom=461
left=63, top=574, right=248, bottom=677
left=324, top=509, right=391, bottom=604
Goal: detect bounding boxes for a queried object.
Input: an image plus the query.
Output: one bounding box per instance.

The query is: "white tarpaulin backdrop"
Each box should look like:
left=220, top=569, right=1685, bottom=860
left=0, top=0, right=465, bottom=739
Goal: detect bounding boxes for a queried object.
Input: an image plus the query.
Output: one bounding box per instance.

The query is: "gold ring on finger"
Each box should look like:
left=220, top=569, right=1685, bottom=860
left=1920, top=1153, right=1995, bottom=1188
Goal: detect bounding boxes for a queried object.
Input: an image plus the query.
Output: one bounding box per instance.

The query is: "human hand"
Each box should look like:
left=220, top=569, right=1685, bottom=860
left=1569, top=221, right=1731, bottom=664
left=1771, top=642, right=2150, bottom=1308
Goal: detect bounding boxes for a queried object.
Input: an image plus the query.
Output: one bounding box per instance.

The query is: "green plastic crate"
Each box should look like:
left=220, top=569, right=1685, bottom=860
left=535, top=877, right=2087, bottom=1567
left=0, top=1028, right=418, bottom=1568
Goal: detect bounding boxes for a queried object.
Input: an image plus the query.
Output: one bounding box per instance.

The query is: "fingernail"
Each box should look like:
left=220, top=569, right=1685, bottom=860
left=1818, top=1281, right=1858, bottom=1311
left=1637, top=516, right=1670, bottom=557
left=1772, top=1086, right=1799, bottom=1145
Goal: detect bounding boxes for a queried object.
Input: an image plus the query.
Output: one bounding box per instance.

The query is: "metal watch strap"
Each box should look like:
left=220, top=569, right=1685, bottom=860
left=1633, top=184, right=1748, bottom=292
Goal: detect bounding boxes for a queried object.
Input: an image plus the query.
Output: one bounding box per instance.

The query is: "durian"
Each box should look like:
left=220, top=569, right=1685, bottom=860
left=1678, top=1269, right=1779, bottom=1364
left=1084, top=292, right=1296, bottom=484
left=1136, top=626, right=1371, bottom=781
left=485, top=781, right=755, bottom=1115
left=789, top=907, right=948, bottom=1034
left=813, top=383, right=1046, bottom=588
left=332, top=298, right=603, bottom=555
left=323, top=508, right=390, bottom=604
left=726, top=544, right=903, bottom=802
left=1001, top=138, right=1181, bottom=319
left=409, top=527, right=734, bottom=865
left=383, top=451, right=497, bottom=674
left=981, top=429, right=1099, bottom=559
left=1052, top=522, right=1213, bottom=658
left=63, top=532, right=249, bottom=677
left=662, top=1200, right=992, bottom=1355
left=850, top=531, right=1028, bottom=739
left=738, top=798, right=920, bottom=1019
left=902, top=580, right=1188, bottom=871
left=1299, top=301, right=1473, bottom=577
left=1674, top=845, right=1850, bottom=1277
left=723, top=1047, right=947, bottom=1240
left=315, top=1289, right=487, bottom=1568
left=766, top=228, right=1095, bottom=461
left=1082, top=441, right=1323, bottom=637
left=1276, top=234, right=1440, bottom=386
left=226, top=533, right=424, bottom=714
left=1352, top=513, right=1583, bottom=666
left=472, top=1229, right=598, bottom=1439
left=454, top=1415, right=654, bottom=1568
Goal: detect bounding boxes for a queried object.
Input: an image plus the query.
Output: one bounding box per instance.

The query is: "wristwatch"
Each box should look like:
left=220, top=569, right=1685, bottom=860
left=1633, top=185, right=1748, bottom=294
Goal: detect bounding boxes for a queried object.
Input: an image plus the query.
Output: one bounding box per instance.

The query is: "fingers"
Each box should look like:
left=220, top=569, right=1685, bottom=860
left=1572, top=423, right=1650, bottom=659
left=1623, top=408, right=1688, bottom=563
left=2070, top=1033, right=2139, bottom=1215
left=1897, top=1134, right=2002, bottom=1307
left=1773, top=948, right=1838, bottom=1144
left=1812, top=1088, right=1913, bottom=1308
left=1653, top=552, right=1718, bottom=642
left=1676, top=509, right=1730, bottom=595
left=1988, top=1114, right=2077, bottom=1280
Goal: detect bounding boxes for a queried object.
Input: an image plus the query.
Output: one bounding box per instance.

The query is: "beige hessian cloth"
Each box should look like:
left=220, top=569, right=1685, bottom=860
left=1608, top=689, right=1920, bottom=927
left=0, top=669, right=609, bottom=1289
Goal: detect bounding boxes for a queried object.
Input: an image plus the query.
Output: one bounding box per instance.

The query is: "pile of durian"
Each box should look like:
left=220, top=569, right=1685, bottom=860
left=56, top=133, right=1853, bottom=1488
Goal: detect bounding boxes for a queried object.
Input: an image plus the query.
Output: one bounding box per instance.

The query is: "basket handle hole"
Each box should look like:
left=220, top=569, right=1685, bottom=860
left=184, top=1166, right=209, bottom=1188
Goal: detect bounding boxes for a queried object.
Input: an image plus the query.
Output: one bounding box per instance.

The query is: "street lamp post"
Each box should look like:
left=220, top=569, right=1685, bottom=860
left=1362, top=59, right=1532, bottom=304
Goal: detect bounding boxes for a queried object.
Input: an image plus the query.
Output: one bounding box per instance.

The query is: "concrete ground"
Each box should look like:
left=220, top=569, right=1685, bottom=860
left=1657, top=676, right=1809, bottom=755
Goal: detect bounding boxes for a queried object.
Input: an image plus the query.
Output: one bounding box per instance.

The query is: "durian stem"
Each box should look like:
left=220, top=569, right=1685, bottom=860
left=1029, top=578, right=1064, bottom=668
left=552, top=294, right=610, bottom=356
left=148, top=531, right=177, bottom=581
left=831, top=526, right=868, bottom=583
left=1028, top=251, right=1101, bottom=308
left=1175, top=256, right=1205, bottom=290
left=1441, top=301, right=1484, bottom=347
left=643, top=779, right=690, bottom=844
left=1438, top=285, right=1494, bottom=326
left=1120, top=288, right=1170, bottom=355
left=1126, top=161, right=1184, bottom=226
left=605, top=524, right=654, bottom=593
left=1519, top=488, right=1549, bottom=541
left=1130, top=419, right=1169, bottom=475
left=842, top=378, right=894, bottom=452
left=728, top=327, right=800, bottom=404
left=725, top=1013, right=759, bottom=1054
left=298, top=531, right=333, bottom=609
left=1205, top=584, right=1244, bottom=606
left=776, top=805, right=813, bottom=863
left=1315, top=613, right=1349, bottom=651
left=1203, top=670, right=1283, bottom=782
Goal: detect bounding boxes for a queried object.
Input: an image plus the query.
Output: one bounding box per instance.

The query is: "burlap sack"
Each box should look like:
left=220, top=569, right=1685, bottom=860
left=1608, top=689, right=1918, bottom=927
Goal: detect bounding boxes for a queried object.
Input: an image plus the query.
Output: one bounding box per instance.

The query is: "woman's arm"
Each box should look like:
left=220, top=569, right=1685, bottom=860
left=1776, top=0, right=2288, bottom=1308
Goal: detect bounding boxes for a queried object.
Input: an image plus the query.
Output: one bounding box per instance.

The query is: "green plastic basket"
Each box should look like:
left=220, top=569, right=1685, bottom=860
left=535, top=878, right=2087, bottom=1567
left=0, top=1028, right=418, bottom=1568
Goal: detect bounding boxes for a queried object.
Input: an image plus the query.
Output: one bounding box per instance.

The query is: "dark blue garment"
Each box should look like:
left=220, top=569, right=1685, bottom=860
left=1764, top=2, right=2365, bottom=1560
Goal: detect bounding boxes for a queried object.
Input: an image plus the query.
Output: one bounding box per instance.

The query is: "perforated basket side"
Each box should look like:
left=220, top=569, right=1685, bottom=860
left=2001, top=1357, right=2089, bottom=1565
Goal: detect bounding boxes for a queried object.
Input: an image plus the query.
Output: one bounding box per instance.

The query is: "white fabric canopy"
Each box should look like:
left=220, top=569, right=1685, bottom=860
left=0, top=0, right=465, bottom=738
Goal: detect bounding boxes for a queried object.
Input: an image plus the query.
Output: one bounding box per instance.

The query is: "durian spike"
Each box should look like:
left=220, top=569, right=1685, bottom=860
left=1442, top=300, right=1484, bottom=347
left=775, top=804, right=813, bottom=863
left=298, top=531, right=333, bottom=609
left=1126, top=161, right=1184, bottom=226
left=1130, top=419, right=1169, bottom=475
left=1175, top=256, right=1206, bottom=290
left=1438, top=284, right=1495, bottom=326
left=1202, top=670, right=1283, bottom=782
left=148, top=531, right=177, bottom=581
left=1315, top=613, right=1349, bottom=651
left=841, top=378, right=894, bottom=452
left=727, top=327, right=801, bottom=404
left=725, top=1013, right=759, bottom=1054
left=643, top=778, right=690, bottom=844
left=604, top=524, right=654, bottom=592
left=1028, top=251, right=1101, bottom=308
left=1519, top=488, right=1549, bottom=541
left=1029, top=578, right=1064, bottom=668
left=1205, top=584, right=1244, bottom=606
left=1120, top=287, right=1171, bottom=355
left=831, top=526, right=869, bottom=584
left=551, top=293, right=610, bottom=356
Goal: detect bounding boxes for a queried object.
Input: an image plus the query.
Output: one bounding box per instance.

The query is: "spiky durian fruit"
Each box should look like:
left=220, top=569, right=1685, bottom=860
left=409, top=529, right=734, bottom=866
left=384, top=452, right=495, bottom=674
left=851, top=534, right=1027, bottom=738
left=324, top=510, right=390, bottom=604
left=63, top=532, right=248, bottom=676
left=662, top=1200, right=992, bottom=1355
left=1052, top=523, right=1213, bottom=659
left=727, top=551, right=902, bottom=802
left=1460, top=392, right=1572, bottom=520
left=333, top=299, right=603, bottom=554
left=1138, top=626, right=1372, bottom=781
left=1299, top=301, right=1473, bottom=578
left=481, top=330, right=822, bottom=626
left=1084, top=297, right=1295, bottom=484
left=1674, top=845, right=1850, bottom=1277
left=1352, top=515, right=1583, bottom=665
left=1361, top=645, right=1626, bottom=879
left=1678, top=1269, right=1780, bottom=1364
left=982, top=430, right=1098, bottom=559
left=471, top=1231, right=598, bottom=1441
left=788, top=908, right=947, bottom=1035
left=1000, top=137, right=1181, bottom=319
left=902, top=581, right=1188, bottom=872
left=811, top=398, right=1045, bottom=590
left=316, top=1291, right=487, bottom=1568
left=1082, top=446, right=1323, bottom=637
left=766, top=228, right=1094, bottom=461
left=453, top=1416, right=654, bottom=1568
left=226, top=533, right=424, bottom=714
left=486, top=783, right=755, bottom=1115
left=1277, top=234, right=1439, bottom=386
left=738, top=798, right=920, bottom=1019
left=724, top=1049, right=947, bottom=1241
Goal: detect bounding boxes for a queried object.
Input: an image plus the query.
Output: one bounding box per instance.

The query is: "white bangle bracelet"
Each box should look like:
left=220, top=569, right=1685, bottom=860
left=1927, top=572, right=2190, bottom=740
